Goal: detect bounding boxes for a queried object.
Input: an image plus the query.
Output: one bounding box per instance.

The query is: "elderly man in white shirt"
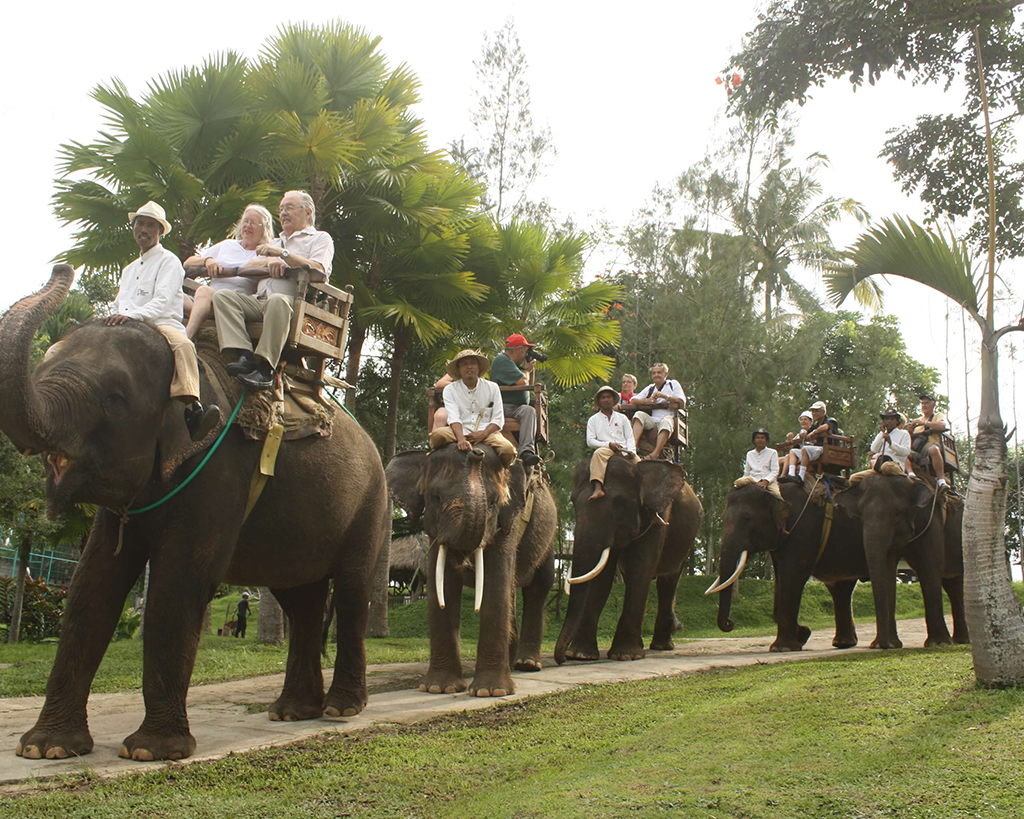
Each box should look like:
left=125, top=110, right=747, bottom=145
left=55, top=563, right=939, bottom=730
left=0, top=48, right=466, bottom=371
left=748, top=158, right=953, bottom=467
left=630, top=362, right=687, bottom=460
left=214, top=190, right=336, bottom=391
left=870, top=407, right=912, bottom=473
left=105, top=201, right=219, bottom=442
left=737, top=428, right=782, bottom=498
left=586, top=385, right=638, bottom=500
left=428, top=350, right=516, bottom=467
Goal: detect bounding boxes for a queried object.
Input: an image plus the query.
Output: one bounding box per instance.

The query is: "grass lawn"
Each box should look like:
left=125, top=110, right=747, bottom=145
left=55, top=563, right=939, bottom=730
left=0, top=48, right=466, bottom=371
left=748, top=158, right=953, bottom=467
left=2, top=579, right=1022, bottom=698
left=5, top=647, right=1023, bottom=818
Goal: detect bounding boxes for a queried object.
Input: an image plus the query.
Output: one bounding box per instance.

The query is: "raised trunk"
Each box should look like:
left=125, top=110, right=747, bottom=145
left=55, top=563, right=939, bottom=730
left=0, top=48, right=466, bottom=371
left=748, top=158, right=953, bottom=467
left=7, top=533, right=32, bottom=644
left=0, top=265, right=74, bottom=452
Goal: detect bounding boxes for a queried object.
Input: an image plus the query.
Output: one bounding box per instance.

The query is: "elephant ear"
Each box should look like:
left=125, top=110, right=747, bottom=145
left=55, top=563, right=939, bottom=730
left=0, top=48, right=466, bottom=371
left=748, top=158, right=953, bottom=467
left=833, top=483, right=862, bottom=519
left=385, top=450, right=428, bottom=524
left=911, top=481, right=936, bottom=509
left=636, top=461, right=686, bottom=516
left=769, top=494, right=791, bottom=533
left=157, top=400, right=225, bottom=482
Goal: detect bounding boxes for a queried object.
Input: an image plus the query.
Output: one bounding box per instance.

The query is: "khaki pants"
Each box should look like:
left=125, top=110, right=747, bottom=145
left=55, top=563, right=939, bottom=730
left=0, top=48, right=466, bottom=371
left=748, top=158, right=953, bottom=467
left=428, top=425, right=517, bottom=467
left=733, top=476, right=783, bottom=499
left=45, top=324, right=199, bottom=403
left=589, top=446, right=639, bottom=483
left=213, top=290, right=294, bottom=368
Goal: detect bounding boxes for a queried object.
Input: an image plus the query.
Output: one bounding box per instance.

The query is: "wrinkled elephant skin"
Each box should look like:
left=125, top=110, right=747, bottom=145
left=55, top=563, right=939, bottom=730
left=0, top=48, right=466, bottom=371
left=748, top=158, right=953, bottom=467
left=4, top=267, right=388, bottom=761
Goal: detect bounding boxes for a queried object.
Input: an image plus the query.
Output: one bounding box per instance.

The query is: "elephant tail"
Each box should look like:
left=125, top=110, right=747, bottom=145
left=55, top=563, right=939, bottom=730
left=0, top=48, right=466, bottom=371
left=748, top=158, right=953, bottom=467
left=322, top=580, right=335, bottom=658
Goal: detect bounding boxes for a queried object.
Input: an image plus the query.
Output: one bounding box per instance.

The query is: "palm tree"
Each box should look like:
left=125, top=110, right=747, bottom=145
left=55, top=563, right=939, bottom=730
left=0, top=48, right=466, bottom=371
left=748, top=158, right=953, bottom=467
left=827, top=215, right=1024, bottom=686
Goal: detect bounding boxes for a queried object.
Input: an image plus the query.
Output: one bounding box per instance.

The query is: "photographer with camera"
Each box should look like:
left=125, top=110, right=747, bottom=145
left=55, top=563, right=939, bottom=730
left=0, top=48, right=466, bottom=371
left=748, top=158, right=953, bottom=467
left=489, top=333, right=543, bottom=467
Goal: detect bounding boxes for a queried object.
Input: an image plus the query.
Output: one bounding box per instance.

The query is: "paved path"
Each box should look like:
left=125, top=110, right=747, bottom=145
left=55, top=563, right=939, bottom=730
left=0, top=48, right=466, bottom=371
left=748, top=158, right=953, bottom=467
left=0, top=617, right=948, bottom=788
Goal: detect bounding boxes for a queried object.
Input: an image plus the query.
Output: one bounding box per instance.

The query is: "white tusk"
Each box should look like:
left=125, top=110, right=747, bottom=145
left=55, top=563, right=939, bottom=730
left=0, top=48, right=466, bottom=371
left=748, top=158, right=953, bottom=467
left=704, top=576, right=724, bottom=596
left=563, top=576, right=571, bottom=596
left=474, top=546, right=485, bottom=613
left=567, top=547, right=611, bottom=586
left=435, top=544, right=447, bottom=610
left=705, top=551, right=748, bottom=596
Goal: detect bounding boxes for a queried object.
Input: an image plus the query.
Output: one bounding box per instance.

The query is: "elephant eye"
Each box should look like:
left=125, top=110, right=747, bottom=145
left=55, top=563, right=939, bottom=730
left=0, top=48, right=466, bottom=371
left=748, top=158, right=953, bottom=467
left=104, top=392, right=130, bottom=418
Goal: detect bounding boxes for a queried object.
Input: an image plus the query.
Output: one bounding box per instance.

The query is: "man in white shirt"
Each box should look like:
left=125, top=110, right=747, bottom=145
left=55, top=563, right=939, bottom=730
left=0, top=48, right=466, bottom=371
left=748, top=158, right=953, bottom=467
left=870, top=407, right=912, bottom=472
left=428, top=350, right=516, bottom=467
left=586, top=385, right=638, bottom=500
left=214, top=190, right=336, bottom=390
left=740, top=428, right=781, bottom=498
left=107, top=201, right=219, bottom=441
left=630, top=362, right=687, bottom=460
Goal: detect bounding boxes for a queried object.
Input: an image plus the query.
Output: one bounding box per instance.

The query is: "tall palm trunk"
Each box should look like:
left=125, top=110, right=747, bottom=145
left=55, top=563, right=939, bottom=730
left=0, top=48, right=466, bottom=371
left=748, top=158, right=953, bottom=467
left=345, top=315, right=367, bottom=411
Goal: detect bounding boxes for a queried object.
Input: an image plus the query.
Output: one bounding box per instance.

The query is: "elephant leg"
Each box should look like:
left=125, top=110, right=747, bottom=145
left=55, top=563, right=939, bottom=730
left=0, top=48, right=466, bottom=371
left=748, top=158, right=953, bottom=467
left=868, top=551, right=902, bottom=649
left=269, top=580, right=329, bottom=721
left=420, top=541, right=466, bottom=694
left=943, top=574, right=970, bottom=644
left=17, top=512, right=147, bottom=760
left=908, top=550, right=952, bottom=647
left=566, top=551, right=618, bottom=660
left=771, top=560, right=812, bottom=652
left=650, top=569, right=683, bottom=650
left=515, top=552, right=554, bottom=672
left=826, top=579, right=859, bottom=648
left=608, top=546, right=658, bottom=661
left=470, top=540, right=516, bottom=697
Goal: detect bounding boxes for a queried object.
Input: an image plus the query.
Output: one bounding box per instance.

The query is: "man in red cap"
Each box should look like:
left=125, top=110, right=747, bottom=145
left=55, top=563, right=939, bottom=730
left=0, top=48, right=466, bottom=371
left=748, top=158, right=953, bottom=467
left=489, top=333, right=541, bottom=467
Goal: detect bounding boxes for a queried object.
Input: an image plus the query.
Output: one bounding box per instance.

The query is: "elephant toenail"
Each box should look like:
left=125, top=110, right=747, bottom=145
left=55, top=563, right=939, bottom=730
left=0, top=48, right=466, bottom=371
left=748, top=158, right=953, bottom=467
left=45, top=746, right=68, bottom=759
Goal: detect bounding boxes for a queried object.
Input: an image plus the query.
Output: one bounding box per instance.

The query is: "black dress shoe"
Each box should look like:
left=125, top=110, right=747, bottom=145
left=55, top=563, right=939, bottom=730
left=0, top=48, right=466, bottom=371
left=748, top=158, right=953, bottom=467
left=778, top=474, right=803, bottom=485
left=521, top=450, right=540, bottom=468
left=237, top=367, right=274, bottom=391
left=185, top=402, right=221, bottom=441
left=226, top=352, right=257, bottom=376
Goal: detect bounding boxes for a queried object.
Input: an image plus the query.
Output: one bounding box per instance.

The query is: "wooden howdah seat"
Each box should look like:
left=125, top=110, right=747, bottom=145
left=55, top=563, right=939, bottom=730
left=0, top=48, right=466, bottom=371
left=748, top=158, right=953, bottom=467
left=183, top=266, right=353, bottom=401
left=776, top=433, right=856, bottom=478
left=426, top=383, right=549, bottom=447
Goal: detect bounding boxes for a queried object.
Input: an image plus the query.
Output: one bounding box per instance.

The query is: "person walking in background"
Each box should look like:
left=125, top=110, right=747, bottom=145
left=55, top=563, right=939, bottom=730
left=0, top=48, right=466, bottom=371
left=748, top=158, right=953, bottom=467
left=235, top=592, right=251, bottom=638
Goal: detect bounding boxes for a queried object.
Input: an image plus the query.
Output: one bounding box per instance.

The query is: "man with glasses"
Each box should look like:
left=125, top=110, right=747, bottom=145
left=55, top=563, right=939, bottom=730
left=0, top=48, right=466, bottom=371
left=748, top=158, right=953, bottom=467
left=213, top=190, right=335, bottom=390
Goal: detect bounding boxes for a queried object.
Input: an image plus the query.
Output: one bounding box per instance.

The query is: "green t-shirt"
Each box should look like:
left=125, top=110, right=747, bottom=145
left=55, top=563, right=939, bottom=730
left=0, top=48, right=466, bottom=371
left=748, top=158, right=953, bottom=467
left=489, top=352, right=530, bottom=405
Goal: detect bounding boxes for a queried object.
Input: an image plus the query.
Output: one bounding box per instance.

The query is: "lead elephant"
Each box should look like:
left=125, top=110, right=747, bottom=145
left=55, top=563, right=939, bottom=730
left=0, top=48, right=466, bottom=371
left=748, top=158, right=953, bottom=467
left=555, top=456, right=703, bottom=663
left=6, top=267, right=388, bottom=761
left=386, top=444, right=556, bottom=696
left=833, top=472, right=965, bottom=648
left=713, top=481, right=869, bottom=651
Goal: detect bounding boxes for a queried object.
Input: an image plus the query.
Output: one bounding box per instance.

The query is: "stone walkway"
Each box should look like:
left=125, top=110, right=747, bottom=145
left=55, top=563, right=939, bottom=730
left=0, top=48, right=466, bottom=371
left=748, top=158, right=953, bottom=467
left=0, top=617, right=946, bottom=788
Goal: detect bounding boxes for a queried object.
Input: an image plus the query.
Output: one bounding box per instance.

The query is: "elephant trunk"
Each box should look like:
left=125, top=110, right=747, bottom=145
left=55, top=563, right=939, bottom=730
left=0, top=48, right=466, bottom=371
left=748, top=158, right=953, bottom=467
left=436, top=449, right=490, bottom=553
left=0, top=265, right=74, bottom=452
left=713, top=549, right=748, bottom=632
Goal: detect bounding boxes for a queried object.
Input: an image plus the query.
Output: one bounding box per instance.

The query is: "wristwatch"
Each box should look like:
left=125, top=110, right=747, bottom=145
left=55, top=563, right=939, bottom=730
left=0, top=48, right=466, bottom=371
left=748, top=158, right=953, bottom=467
left=280, top=249, right=290, bottom=259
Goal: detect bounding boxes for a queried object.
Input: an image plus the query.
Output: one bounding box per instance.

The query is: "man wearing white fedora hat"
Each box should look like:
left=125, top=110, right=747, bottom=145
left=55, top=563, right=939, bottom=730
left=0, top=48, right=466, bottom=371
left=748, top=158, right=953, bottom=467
left=428, top=349, right=516, bottom=467
left=586, top=385, right=637, bottom=500
left=106, top=201, right=219, bottom=441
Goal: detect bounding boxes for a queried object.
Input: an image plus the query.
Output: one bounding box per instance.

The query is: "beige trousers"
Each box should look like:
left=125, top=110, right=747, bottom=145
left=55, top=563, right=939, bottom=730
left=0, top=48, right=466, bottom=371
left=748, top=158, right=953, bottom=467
left=428, top=425, right=517, bottom=467
left=589, top=446, right=639, bottom=483
left=733, top=476, right=783, bottom=499
left=45, top=324, right=198, bottom=403
left=213, top=290, right=294, bottom=368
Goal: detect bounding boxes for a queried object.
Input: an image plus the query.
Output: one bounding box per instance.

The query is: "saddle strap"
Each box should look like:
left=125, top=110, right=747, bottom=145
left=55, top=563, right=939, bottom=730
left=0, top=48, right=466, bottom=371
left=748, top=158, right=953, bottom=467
left=243, top=423, right=285, bottom=522
left=815, top=502, right=834, bottom=566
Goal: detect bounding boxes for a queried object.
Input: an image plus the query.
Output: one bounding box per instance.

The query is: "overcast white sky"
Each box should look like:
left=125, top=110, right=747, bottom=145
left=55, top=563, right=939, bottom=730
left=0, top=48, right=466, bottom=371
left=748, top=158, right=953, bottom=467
left=4, top=0, right=1024, bottom=444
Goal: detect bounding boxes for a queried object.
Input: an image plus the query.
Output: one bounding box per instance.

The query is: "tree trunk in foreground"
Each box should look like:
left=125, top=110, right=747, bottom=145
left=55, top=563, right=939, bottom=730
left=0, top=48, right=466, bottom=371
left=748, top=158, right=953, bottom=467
left=257, top=587, right=286, bottom=646
left=962, top=340, right=1024, bottom=687
left=7, top=533, right=32, bottom=644
left=367, top=499, right=393, bottom=638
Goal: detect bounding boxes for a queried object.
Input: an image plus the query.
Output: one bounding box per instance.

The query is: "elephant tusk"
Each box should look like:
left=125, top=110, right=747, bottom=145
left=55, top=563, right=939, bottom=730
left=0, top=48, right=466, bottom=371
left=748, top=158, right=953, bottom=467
left=436, top=544, right=447, bottom=610
left=473, top=545, right=485, bottom=613
left=567, top=547, right=611, bottom=586
left=705, top=551, right=748, bottom=596
left=704, top=575, right=723, bottom=596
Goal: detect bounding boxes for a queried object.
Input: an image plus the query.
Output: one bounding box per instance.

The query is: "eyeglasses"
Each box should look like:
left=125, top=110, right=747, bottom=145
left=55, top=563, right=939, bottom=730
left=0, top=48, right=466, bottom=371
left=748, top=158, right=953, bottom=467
left=279, top=204, right=305, bottom=214
left=241, top=219, right=263, bottom=227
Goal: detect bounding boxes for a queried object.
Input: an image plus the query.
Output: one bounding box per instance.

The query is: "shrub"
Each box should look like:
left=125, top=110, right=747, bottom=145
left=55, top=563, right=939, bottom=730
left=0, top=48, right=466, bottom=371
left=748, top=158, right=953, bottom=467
left=0, top=575, right=68, bottom=641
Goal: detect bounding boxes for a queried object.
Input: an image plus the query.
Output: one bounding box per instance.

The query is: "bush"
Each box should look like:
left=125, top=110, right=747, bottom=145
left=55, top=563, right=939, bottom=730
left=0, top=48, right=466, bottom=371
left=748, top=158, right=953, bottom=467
left=0, top=575, right=68, bottom=641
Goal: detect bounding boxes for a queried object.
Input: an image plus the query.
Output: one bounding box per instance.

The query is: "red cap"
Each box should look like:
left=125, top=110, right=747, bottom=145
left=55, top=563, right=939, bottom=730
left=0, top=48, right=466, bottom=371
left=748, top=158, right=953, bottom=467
left=505, top=333, right=534, bottom=347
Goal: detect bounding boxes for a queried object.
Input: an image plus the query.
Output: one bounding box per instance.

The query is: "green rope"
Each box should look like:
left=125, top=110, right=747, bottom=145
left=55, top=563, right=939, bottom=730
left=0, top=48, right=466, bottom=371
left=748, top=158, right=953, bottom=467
left=128, top=393, right=246, bottom=516
left=326, top=388, right=360, bottom=425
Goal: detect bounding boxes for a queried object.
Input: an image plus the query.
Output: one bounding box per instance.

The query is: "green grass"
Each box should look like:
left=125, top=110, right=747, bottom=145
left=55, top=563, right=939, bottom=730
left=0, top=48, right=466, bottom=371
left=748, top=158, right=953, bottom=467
left=2, top=580, right=1022, bottom=698
left=6, top=648, right=1024, bottom=818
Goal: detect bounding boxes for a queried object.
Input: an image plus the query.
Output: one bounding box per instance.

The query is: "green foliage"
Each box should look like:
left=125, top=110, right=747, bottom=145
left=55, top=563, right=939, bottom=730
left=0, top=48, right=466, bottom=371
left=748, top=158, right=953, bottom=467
left=0, top=576, right=68, bottom=642
left=114, top=607, right=141, bottom=642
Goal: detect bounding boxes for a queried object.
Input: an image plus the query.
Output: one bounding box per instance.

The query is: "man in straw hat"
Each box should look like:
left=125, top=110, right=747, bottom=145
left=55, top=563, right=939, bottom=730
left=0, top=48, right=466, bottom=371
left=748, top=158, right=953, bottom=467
left=428, top=349, right=516, bottom=467
left=586, top=385, right=638, bottom=500
left=107, top=201, right=220, bottom=441
left=870, top=407, right=912, bottom=473
left=736, top=428, right=782, bottom=498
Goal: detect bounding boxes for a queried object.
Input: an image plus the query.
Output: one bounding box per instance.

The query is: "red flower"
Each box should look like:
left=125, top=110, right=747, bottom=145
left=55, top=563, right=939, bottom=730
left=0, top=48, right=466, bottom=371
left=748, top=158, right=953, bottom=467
left=732, top=73, right=741, bottom=87
left=715, top=76, right=723, bottom=85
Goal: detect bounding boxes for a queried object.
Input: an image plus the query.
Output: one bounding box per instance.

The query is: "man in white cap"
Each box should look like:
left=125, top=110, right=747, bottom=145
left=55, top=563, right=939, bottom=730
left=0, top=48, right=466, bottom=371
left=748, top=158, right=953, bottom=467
left=793, top=400, right=840, bottom=481
left=108, top=201, right=219, bottom=441
left=586, top=385, right=637, bottom=500
left=214, top=190, right=335, bottom=391
left=428, top=350, right=516, bottom=467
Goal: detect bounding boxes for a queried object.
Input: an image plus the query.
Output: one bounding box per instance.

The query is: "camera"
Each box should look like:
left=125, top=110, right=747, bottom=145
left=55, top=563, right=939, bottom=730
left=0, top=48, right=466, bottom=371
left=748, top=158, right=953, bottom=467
left=526, top=348, right=548, bottom=363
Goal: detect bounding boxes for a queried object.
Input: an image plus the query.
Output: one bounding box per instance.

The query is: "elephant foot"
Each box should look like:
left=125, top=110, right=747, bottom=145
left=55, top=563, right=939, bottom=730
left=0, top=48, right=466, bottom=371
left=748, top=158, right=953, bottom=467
left=869, top=637, right=903, bottom=650
left=17, top=723, right=93, bottom=760
left=797, top=625, right=812, bottom=646
left=648, top=638, right=675, bottom=651
left=923, top=635, right=953, bottom=648
left=607, top=644, right=645, bottom=661
left=268, top=695, right=325, bottom=722
left=564, top=641, right=600, bottom=661
left=514, top=655, right=543, bottom=672
left=953, top=634, right=971, bottom=645
left=769, top=640, right=803, bottom=652
left=832, top=637, right=858, bottom=649
left=418, top=669, right=467, bottom=695
left=119, top=728, right=196, bottom=761
left=323, top=686, right=368, bottom=718
left=468, top=668, right=515, bottom=697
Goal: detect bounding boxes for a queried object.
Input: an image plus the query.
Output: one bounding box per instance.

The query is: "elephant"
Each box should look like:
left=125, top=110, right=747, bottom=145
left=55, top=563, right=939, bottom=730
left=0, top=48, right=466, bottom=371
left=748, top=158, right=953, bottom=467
left=833, top=472, right=965, bottom=648
left=555, top=456, right=703, bottom=664
left=713, top=481, right=870, bottom=651
left=385, top=443, right=556, bottom=696
left=5, top=266, right=388, bottom=761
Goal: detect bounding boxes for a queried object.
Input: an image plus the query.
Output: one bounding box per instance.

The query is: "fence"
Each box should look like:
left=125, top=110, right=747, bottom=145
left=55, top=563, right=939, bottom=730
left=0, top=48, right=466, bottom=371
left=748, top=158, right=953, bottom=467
left=0, top=543, right=79, bottom=586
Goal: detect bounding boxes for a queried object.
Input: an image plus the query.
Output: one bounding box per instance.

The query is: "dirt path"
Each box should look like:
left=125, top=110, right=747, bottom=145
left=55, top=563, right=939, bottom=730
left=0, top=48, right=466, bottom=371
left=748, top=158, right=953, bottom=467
left=0, top=617, right=948, bottom=789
